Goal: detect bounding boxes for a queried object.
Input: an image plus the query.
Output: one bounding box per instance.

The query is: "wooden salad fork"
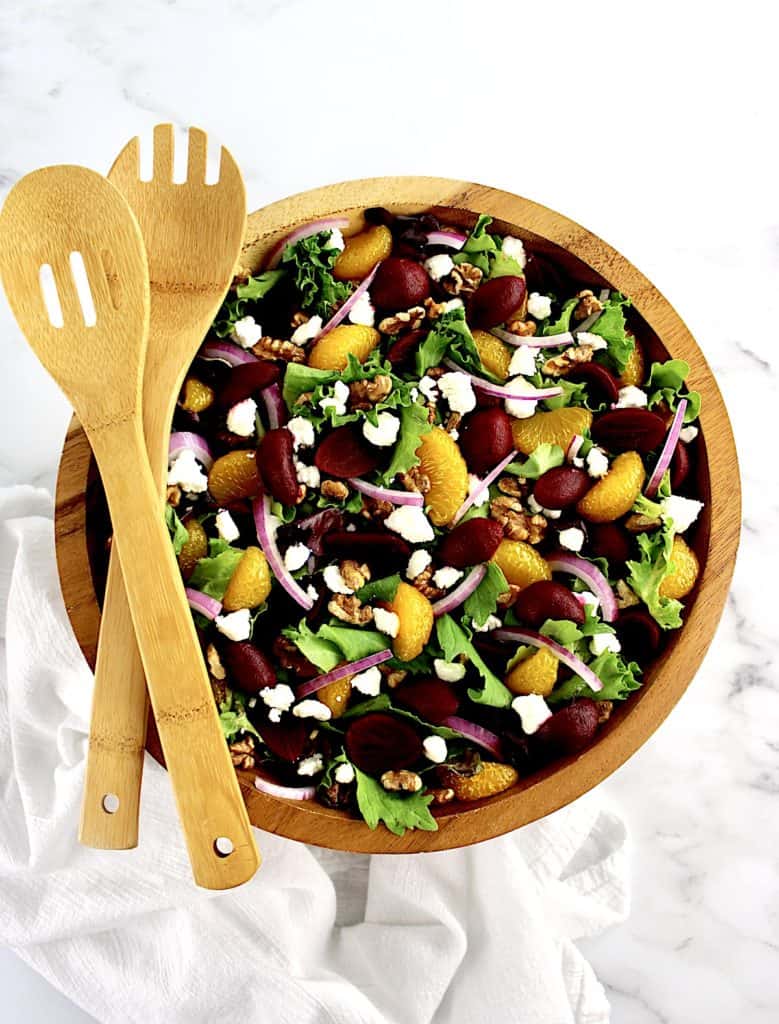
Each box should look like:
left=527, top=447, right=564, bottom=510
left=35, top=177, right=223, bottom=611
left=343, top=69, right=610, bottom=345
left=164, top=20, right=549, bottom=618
left=0, top=165, right=259, bottom=889
left=76, top=125, right=248, bottom=852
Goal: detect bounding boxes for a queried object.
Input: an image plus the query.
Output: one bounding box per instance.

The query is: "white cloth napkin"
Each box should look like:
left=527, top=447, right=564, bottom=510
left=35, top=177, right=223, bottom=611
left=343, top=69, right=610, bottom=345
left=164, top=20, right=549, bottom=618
left=0, top=485, right=630, bottom=1024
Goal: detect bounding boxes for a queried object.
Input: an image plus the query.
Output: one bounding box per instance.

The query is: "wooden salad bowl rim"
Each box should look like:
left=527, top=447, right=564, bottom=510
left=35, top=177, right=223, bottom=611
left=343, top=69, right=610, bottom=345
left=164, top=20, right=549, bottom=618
left=54, top=176, right=740, bottom=853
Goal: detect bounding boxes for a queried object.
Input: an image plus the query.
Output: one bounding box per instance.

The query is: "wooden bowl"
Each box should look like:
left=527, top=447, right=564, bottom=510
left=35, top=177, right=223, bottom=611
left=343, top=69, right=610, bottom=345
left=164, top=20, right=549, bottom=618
left=54, top=177, right=740, bottom=853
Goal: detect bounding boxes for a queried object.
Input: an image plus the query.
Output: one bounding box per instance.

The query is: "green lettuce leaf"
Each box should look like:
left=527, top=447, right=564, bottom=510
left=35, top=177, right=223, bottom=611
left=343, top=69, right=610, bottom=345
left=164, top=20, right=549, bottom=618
left=542, top=298, right=577, bottom=336
left=317, top=624, right=390, bottom=661
left=282, top=620, right=342, bottom=672
left=464, top=563, right=509, bottom=628
left=626, top=529, right=683, bottom=630
left=282, top=362, right=335, bottom=410
left=380, top=401, right=433, bottom=483
left=340, top=693, right=461, bottom=739
left=646, top=359, right=701, bottom=422
left=488, top=251, right=525, bottom=279
left=354, top=767, right=437, bottom=835
left=218, top=690, right=261, bottom=742
left=503, top=443, right=565, bottom=480
left=165, top=505, right=189, bottom=556
left=541, top=377, right=589, bottom=411
left=236, top=270, right=285, bottom=302
left=436, top=615, right=512, bottom=707
left=213, top=270, right=286, bottom=337
left=356, top=574, right=401, bottom=603
left=549, top=651, right=642, bottom=703
left=539, top=618, right=583, bottom=651
left=589, top=293, right=634, bottom=375
left=452, top=214, right=499, bottom=275
left=414, top=307, right=490, bottom=379
left=281, top=231, right=352, bottom=319
left=187, top=539, right=244, bottom=600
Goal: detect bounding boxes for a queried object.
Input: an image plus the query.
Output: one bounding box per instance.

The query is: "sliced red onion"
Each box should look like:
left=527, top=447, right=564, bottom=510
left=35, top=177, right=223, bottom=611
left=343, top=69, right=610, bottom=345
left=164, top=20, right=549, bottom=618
left=349, top=476, right=423, bottom=507
left=547, top=553, right=618, bottom=623
left=490, top=327, right=575, bottom=349
left=440, top=716, right=503, bottom=759
left=566, top=434, right=585, bottom=462
left=185, top=587, right=222, bottom=620
left=253, top=495, right=314, bottom=610
left=645, top=398, right=688, bottom=498
left=261, top=382, right=287, bottom=429
left=492, top=627, right=603, bottom=692
left=297, top=649, right=393, bottom=699
left=253, top=775, right=316, bottom=801
left=168, top=432, right=214, bottom=471
left=316, top=262, right=380, bottom=340
left=453, top=450, right=517, bottom=524
left=200, top=340, right=259, bottom=367
left=572, top=308, right=604, bottom=334
left=425, top=229, right=467, bottom=249
left=442, top=359, right=562, bottom=400
left=431, top=565, right=487, bottom=617
left=265, top=217, right=350, bottom=270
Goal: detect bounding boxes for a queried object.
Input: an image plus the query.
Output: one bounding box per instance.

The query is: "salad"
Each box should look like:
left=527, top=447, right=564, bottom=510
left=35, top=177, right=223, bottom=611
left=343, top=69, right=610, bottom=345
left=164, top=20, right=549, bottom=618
left=164, top=208, right=703, bottom=836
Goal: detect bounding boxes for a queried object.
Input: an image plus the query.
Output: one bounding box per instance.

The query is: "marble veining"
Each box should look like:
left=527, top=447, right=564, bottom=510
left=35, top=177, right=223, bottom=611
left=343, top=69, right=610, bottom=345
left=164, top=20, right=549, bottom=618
left=1, top=0, right=777, bottom=1020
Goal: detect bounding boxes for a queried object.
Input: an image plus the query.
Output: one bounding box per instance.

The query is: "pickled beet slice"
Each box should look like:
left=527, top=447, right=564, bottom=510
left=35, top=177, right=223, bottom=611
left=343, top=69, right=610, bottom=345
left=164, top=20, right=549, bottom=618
left=221, top=642, right=276, bottom=693
left=533, top=467, right=591, bottom=510
left=387, top=328, right=427, bottom=366
left=532, top=699, right=599, bottom=762
left=615, top=608, right=662, bottom=664
left=671, top=441, right=690, bottom=490
left=345, top=713, right=423, bottom=774
left=588, top=522, right=632, bottom=567
left=393, top=679, right=460, bottom=724
left=323, top=530, right=411, bottom=567
left=459, top=407, right=514, bottom=475
left=258, top=717, right=309, bottom=762
left=256, top=428, right=299, bottom=505
left=371, top=258, right=431, bottom=310
left=591, top=409, right=667, bottom=454
left=216, top=362, right=281, bottom=409
left=514, top=580, right=585, bottom=627
left=314, top=426, right=382, bottom=478
left=469, top=276, right=526, bottom=329
left=437, top=518, right=504, bottom=568
left=567, top=362, right=619, bottom=406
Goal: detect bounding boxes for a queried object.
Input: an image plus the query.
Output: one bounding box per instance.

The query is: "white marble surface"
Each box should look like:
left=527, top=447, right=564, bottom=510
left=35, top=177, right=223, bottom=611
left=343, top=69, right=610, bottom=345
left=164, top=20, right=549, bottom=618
left=1, top=0, right=777, bottom=1020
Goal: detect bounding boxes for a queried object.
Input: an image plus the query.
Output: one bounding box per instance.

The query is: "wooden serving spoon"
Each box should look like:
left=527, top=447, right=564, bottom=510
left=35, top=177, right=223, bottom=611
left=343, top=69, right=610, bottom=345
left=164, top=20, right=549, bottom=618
left=78, top=125, right=247, bottom=851
left=0, top=165, right=259, bottom=889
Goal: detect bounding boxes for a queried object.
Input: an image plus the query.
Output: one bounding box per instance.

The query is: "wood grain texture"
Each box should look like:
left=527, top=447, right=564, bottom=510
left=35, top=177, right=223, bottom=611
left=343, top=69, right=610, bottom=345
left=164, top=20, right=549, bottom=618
left=53, top=176, right=741, bottom=853
left=79, top=125, right=247, bottom=851
left=0, top=165, right=259, bottom=884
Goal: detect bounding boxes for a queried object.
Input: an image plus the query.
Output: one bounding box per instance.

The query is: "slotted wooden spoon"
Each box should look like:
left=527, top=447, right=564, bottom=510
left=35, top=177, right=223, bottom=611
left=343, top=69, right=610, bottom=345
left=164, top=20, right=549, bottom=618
left=78, top=125, right=248, bottom=851
left=0, top=165, right=259, bottom=889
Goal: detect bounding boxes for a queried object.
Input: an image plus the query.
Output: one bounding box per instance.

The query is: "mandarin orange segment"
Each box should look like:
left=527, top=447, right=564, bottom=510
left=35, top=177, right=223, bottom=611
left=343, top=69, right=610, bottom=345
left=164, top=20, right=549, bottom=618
left=208, top=450, right=261, bottom=506
left=308, top=324, right=380, bottom=370
left=389, top=582, right=434, bottom=662
left=317, top=677, right=352, bottom=718
left=492, top=539, right=551, bottom=589
left=473, top=329, right=512, bottom=380
left=658, top=536, right=699, bottom=600
left=576, top=451, right=645, bottom=523
left=511, top=407, right=593, bottom=455
left=416, top=427, right=469, bottom=526
left=505, top=647, right=559, bottom=696
left=222, top=546, right=272, bottom=611
left=619, top=336, right=645, bottom=387
left=439, top=761, right=518, bottom=801
left=177, top=518, right=207, bottom=580
left=333, top=225, right=393, bottom=281
left=179, top=377, right=214, bottom=413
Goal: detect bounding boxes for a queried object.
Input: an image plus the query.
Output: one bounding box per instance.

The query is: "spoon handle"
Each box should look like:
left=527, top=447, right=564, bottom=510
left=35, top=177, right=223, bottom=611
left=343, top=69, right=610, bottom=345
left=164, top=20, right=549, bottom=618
left=86, top=411, right=260, bottom=889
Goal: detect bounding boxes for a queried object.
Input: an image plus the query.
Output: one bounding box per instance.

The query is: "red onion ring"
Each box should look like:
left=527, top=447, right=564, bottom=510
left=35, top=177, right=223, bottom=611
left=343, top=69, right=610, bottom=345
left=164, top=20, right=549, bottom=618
left=453, top=450, right=517, bottom=524
left=297, top=649, right=393, bottom=699
left=261, top=382, right=287, bottom=430
left=490, top=327, right=575, bottom=349
left=200, top=340, right=259, bottom=367
left=349, top=476, right=423, bottom=507
left=253, top=495, right=314, bottom=610
left=316, top=261, right=380, bottom=340
left=440, top=716, right=504, bottom=759
left=431, top=565, right=487, bottom=618
left=546, top=552, right=618, bottom=622
left=645, top=398, right=688, bottom=498
left=253, top=775, right=316, bottom=801
left=184, top=587, right=222, bottom=620
left=168, top=432, right=214, bottom=471
left=492, top=627, right=604, bottom=692
left=565, top=434, right=585, bottom=462
left=425, top=229, right=467, bottom=249
left=265, top=217, right=350, bottom=270
left=442, top=359, right=562, bottom=400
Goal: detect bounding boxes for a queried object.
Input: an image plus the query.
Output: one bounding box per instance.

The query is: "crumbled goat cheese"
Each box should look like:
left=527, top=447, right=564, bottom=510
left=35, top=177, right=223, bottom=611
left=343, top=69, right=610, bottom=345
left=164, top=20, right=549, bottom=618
left=348, top=290, right=376, bottom=326
left=291, top=315, right=323, bottom=345
left=433, top=566, right=464, bottom=589
left=527, top=493, right=561, bottom=519
left=527, top=292, right=553, bottom=320
left=578, top=590, right=600, bottom=610
left=214, top=608, right=252, bottom=642
left=508, top=345, right=537, bottom=378
left=662, top=495, right=703, bottom=534
left=474, top=614, right=502, bottom=632
left=295, top=461, right=320, bottom=489
left=575, top=330, right=608, bottom=351
left=449, top=428, right=459, bottom=441
left=558, top=526, right=585, bottom=552
left=292, top=699, right=332, bottom=722
left=443, top=298, right=464, bottom=312
left=504, top=376, right=539, bottom=419
left=590, top=632, right=621, bottom=656
left=363, top=411, right=400, bottom=447
left=334, top=762, right=355, bottom=784
left=424, top=253, right=455, bottom=281
left=297, top=753, right=324, bottom=776
left=260, top=683, right=295, bottom=712
left=586, top=447, right=610, bottom=479
left=406, top=549, right=432, bottom=580
left=434, top=659, right=466, bottom=682
left=385, top=506, right=435, bottom=543
left=287, top=416, right=315, bottom=449
left=351, top=666, right=382, bottom=696
left=501, top=236, right=527, bottom=268
left=323, top=564, right=353, bottom=595
left=215, top=509, right=240, bottom=543
left=512, top=694, right=552, bottom=734
left=226, top=397, right=257, bottom=437
left=232, top=315, right=263, bottom=349
left=319, top=379, right=349, bottom=416
left=418, top=376, right=439, bottom=402
left=167, top=449, right=208, bottom=493
left=616, top=385, right=648, bottom=409
left=573, top=456, right=585, bottom=468
left=373, top=608, right=400, bottom=638
left=306, top=584, right=318, bottom=602
left=439, top=371, right=477, bottom=414
left=679, top=425, right=699, bottom=444
left=268, top=708, right=282, bottom=723
left=423, top=735, right=448, bottom=763
left=325, top=228, right=345, bottom=251
left=284, top=542, right=311, bottom=573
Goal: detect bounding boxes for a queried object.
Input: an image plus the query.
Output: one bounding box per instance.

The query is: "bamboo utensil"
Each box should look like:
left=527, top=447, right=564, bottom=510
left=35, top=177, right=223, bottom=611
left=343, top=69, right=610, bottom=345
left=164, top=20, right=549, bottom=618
left=78, top=125, right=247, bottom=851
left=0, top=165, right=259, bottom=888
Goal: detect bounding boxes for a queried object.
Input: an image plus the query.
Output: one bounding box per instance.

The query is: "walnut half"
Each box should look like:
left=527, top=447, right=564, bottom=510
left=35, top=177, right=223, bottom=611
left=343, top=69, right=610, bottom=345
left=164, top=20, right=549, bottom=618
left=328, top=594, right=373, bottom=625
left=381, top=770, right=423, bottom=793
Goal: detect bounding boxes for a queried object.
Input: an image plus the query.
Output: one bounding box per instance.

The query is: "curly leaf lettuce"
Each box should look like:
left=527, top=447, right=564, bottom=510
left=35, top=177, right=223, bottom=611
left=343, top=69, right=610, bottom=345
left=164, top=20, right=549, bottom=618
left=436, top=615, right=512, bottom=708
left=626, top=529, right=683, bottom=630
left=380, top=401, right=433, bottom=483
left=415, top=307, right=493, bottom=379
left=187, top=539, right=244, bottom=600
left=646, top=359, right=701, bottom=423
left=165, top=506, right=189, bottom=555
left=213, top=270, right=285, bottom=337
left=354, top=767, right=437, bottom=836
left=452, top=214, right=523, bottom=279
left=503, top=443, right=565, bottom=480
left=464, top=563, right=509, bottom=628
left=281, top=231, right=352, bottom=319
